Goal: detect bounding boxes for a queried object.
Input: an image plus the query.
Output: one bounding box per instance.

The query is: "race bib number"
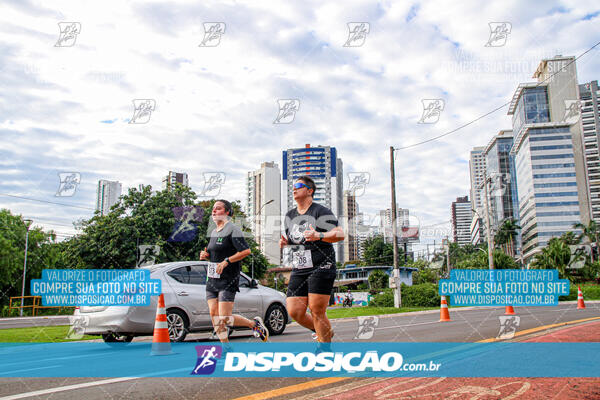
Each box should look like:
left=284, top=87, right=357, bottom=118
left=207, top=262, right=220, bottom=279
left=292, top=249, right=313, bottom=269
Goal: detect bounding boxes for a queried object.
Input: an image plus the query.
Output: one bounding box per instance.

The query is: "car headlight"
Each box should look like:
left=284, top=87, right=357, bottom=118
left=278, top=291, right=286, bottom=298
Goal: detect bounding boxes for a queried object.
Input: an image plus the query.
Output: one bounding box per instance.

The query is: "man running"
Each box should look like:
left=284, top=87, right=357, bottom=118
left=201, top=200, right=269, bottom=345
left=280, top=176, right=344, bottom=349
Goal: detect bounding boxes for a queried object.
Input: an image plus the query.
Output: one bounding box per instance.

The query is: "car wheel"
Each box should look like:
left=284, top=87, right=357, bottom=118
left=265, top=304, right=286, bottom=335
left=102, top=333, right=134, bottom=347
left=167, top=308, right=189, bottom=342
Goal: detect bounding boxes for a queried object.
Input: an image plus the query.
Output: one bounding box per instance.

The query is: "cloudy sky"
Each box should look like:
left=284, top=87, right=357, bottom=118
left=1, top=0, right=599, bottom=255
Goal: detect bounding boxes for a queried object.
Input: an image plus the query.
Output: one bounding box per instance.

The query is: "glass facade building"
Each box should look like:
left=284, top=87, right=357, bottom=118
left=509, top=56, right=588, bottom=262
left=483, top=130, right=520, bottom=254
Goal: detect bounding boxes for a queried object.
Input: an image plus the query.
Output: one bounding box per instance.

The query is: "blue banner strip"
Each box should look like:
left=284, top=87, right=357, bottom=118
left=0, top=342, right=598, bottom=378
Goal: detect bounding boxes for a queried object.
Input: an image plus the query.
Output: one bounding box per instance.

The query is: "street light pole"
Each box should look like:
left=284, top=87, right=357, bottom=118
left=482, top=176, right=495, bottom=270
left=20, top=219, right=33, bottom=317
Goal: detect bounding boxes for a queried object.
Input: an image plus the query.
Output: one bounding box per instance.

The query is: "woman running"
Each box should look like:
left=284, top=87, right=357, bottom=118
left=200, top=199, right=269, bottom=344
left=280, top=176, right=344, bottom=348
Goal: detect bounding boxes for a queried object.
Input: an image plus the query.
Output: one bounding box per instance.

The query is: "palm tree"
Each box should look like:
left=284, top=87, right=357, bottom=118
left=495, top=219, right=521, bottom=257
left=573, top=221, right=600, bottom=262
left=531, top=237, right=572, bottom=280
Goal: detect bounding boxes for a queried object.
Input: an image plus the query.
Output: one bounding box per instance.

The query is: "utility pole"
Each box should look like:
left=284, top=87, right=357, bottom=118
left=482, top=176, right=495, bottom=270
left=20, top=219, right=33, bottom=317
left=390, top=146, right=401, bottom=307
left=445, top=236, right=451, bottom=275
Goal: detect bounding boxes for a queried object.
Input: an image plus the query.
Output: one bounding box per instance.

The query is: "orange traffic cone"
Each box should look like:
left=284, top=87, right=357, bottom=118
left=439, top=296, right=451, bottom=322
left=151, top=294, right=172, bottom=355
left=577, top=286, right=586, bottom=309
left=505, top=305, right=515, bottom=315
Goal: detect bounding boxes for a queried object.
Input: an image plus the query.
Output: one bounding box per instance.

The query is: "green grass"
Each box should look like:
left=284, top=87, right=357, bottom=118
left=326, top=306, right=438, bottom=319
left=0, top=325, right=101, bottom=343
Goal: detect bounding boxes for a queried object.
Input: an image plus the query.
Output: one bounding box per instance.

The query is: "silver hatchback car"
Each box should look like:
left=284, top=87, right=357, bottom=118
left=76, top=261, right=289, bottom=343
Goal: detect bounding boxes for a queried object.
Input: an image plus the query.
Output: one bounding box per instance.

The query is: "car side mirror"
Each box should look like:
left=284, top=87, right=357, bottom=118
left=250, top=279, right=258, bottom=288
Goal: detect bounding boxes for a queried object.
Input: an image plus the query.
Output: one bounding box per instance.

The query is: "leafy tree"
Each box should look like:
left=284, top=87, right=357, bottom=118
left=362, top=235, right=403, bottom=265
left=408, top=260, right=440, bottom=284
left=0, top=210, right=62, bottom=306
left=60, top=186, right=269, bottom=278
left=368, top=269, right=389, bottom=289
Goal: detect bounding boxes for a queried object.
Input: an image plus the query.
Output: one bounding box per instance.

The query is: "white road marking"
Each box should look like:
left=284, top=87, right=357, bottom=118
left=0, top=377, right=139, bottom=400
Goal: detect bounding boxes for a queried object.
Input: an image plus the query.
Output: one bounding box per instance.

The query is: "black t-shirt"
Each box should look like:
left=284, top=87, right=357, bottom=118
left=206, top=221, right=249, bottom=293
left=284, top=202, right=338, bottom=275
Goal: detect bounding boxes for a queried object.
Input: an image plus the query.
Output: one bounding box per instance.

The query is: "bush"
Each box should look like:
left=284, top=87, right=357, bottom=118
left=368, top=270, right=389, bottom=289
left=401, top=283, right=441, bottom=307
left=368, top=283, right=441, bottom=307
left=369, top=289, right=394, bottom=307
left=559, top=284, right=600, bottom=301
left=357, top=282, right=369, bottom=290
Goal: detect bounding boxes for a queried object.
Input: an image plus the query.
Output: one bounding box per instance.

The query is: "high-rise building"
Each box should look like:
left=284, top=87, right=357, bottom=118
left=469, top=147, right=487, bottom=214
left=378, top=206, right=409, bottom=243
left=470, top=216, right=483, bottom=245
left=579, top=80, right=600, bottom=222
left=246, top=162, right=281, bottom=265
left=343, top=191, right=359, bottom=262
left=282, top=144, right=343, bottom=261
left=509, top=55, right=589, bottom=262
left=451, top=196, right=472, bottom=244
left=163, top=171, right=189, bottom=191
left=483, top=130, right=521, bottom=254
left=96, top=180, right=122, bottom=216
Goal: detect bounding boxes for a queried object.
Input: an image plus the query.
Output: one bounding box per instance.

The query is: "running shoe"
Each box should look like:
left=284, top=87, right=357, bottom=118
left=252, top=317, right=269, bottom=342
left=311, top=330, right=335, bottom=341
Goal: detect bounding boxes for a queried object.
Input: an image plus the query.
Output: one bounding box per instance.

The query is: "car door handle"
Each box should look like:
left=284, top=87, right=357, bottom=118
left=177, top=291, right=189, bottom=296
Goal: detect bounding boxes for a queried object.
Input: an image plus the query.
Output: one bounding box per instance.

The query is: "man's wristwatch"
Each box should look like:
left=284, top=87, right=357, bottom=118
left=224, top=257, right=231, bottom=265
left=319, top=232, right=324, bottom=240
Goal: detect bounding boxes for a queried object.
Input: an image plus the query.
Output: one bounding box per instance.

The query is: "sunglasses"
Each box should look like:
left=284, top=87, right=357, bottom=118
left=293, top=182, right=311, bottom=190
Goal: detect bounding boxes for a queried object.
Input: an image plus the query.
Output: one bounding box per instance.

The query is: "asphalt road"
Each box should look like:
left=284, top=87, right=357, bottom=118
left=0, top=302, right=598, bottom=400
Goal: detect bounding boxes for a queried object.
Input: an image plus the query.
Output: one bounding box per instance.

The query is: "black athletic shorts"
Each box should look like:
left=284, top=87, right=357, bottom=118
left=206, top=289, right=237, bottom=302
left=286, top=268, right=336, bottom=297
